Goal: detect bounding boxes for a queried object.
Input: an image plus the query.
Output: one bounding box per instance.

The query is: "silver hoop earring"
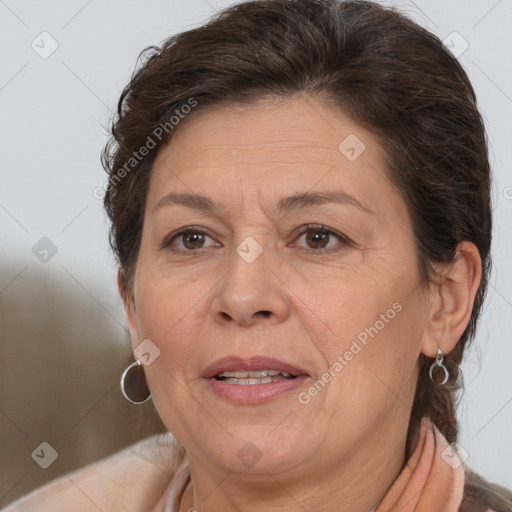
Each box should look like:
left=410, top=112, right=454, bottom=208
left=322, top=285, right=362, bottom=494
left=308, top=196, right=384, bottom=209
left=120, top=360, right=151, bottom=404
left=429, top=348, right=449, bottom=385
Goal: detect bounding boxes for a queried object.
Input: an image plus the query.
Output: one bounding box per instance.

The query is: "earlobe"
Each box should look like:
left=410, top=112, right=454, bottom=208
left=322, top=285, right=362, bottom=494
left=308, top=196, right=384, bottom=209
left=420, top=241, right=482, bottom=358
left=117, top=269, right=138, bottom=342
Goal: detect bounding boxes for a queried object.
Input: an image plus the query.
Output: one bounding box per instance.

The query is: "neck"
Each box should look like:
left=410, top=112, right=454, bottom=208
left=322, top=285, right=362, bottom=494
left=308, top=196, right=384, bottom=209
left=177, top=418, right=408, bottom=512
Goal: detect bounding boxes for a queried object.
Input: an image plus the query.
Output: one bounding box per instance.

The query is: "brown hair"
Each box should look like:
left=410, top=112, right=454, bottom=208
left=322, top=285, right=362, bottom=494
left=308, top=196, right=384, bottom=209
left=102, top=0, right=508, bottom=508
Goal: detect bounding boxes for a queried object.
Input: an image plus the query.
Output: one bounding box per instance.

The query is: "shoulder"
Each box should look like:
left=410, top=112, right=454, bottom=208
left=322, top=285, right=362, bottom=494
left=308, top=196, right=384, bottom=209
left=460, top=469, right=512, bottom=512
left=2, top=433, right=185, bottom=512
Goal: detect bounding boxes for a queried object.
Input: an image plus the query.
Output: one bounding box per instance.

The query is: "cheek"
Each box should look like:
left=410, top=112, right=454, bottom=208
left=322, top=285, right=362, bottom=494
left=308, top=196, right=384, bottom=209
left=133, top=264, right=210, bottom=341
left=324, top=295, right=424, bottom=417
left=304, top=266, right=424, bottom=406
left=131, top=268, right=214, bottom=411
left=131, top=270, right=209, bottom=430
left=294, top=269, right=404, bottom=353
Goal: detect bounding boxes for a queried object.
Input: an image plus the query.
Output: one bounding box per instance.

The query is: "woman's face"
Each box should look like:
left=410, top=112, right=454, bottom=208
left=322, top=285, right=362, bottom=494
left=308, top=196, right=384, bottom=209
left=125, top=95, right=432, bottom=477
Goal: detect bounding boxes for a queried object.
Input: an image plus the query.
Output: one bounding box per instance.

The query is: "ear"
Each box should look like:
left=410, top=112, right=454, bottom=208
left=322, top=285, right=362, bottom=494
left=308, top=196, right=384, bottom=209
left=117, top=269, right=139, bottom=346
left=420, top=241, right=482, bottom=358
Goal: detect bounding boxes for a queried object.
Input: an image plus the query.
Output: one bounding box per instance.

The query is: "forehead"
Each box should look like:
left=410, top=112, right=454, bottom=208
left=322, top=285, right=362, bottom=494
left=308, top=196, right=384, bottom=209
left=147, top=95, right=396, bottom=216
left=158, top=95, right=377, bottom=164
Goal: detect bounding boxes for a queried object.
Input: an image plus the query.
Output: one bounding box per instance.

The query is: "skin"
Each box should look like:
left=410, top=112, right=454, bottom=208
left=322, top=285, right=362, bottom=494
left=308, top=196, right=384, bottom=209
left=121, top=94, right=481, bottom=512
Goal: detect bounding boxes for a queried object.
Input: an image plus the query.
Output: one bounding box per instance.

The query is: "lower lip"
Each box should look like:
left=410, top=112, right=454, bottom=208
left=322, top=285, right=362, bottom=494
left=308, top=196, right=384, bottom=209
left=205, top=375, right=310, bottom=404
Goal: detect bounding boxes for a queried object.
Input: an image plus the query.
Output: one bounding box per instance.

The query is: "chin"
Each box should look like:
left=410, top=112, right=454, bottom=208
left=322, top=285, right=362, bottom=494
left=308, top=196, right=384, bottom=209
left=187, top=423, right=321, bottom=476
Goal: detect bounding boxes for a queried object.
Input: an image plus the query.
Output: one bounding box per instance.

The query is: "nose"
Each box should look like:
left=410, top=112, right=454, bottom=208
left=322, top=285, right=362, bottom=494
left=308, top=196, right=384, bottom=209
left=211, top=244, right=291, bottom=327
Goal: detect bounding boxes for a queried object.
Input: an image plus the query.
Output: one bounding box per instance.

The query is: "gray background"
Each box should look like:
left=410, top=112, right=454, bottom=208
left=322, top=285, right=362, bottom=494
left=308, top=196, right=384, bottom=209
left=1, top=0, right=511, bottom=506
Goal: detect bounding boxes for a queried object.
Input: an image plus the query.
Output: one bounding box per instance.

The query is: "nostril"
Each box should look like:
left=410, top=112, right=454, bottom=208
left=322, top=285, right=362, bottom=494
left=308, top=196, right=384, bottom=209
left=218, top=310, right=271, bottom=323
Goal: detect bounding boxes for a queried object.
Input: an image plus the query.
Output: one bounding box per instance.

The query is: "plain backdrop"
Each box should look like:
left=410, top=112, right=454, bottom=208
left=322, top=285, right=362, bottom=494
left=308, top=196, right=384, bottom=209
left=1, top=0, right=511, bottom=504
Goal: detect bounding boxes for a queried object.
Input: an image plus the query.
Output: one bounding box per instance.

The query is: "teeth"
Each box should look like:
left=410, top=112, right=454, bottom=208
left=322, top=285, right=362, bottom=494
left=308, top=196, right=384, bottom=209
left=222, top=377, right=274, bottom=385
left=215, top=369, right=296, bottom=385
left=217, top=370, right=293, bottom=378
left=221, top=375, right=294, bottom=385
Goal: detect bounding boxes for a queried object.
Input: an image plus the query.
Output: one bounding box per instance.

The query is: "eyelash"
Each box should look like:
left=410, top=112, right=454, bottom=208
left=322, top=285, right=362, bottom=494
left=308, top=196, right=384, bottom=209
left=161, top=224, right=351, bottom=253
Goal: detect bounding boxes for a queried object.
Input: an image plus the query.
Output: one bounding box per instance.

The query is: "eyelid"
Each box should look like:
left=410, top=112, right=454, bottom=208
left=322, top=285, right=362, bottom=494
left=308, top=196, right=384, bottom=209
left=160, top=226, right=219, bottom=250
left=290, top=224, right=352, bottom=250
left=161, top=224, right=352, bottom=252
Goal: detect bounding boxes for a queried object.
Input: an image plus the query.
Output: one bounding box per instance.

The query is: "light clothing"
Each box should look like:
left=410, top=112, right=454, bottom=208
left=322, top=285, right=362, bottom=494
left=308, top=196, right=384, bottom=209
left=1, top=418, right=485, bottom=512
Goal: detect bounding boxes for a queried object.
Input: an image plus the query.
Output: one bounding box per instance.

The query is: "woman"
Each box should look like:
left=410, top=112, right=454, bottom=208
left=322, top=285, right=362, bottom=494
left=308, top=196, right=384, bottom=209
left=4, top=0, right=511, bottom=510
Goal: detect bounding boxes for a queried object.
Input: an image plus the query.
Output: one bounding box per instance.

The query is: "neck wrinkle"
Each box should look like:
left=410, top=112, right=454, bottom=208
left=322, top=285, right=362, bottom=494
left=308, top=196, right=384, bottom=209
left=165, top=464, right=387, bottom=512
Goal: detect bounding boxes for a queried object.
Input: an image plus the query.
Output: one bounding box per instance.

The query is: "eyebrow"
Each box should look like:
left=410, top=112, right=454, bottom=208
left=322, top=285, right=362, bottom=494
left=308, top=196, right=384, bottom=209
left=152, top=190, right=374, bottom=215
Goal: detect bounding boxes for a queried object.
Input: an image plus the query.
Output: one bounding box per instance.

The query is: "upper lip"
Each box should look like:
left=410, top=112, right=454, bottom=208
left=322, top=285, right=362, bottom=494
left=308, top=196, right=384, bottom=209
left=203, top=356, right=310, bottom=379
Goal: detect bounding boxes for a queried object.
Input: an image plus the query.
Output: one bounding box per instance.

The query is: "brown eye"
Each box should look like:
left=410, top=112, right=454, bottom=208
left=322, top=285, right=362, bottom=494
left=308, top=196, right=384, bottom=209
left=305, top=229, right=330, bottom=249
left=163, top=229, right=219, bottom=251
left=182, top=231, right=206, bottom=249
left=292, top=225, right=349, bottom=252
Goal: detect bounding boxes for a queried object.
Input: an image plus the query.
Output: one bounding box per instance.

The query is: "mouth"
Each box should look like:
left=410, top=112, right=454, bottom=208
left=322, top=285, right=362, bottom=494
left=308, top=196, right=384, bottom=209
left=203, top=356, right=310, bottom=404
left=214, top=369, right=296, bottom=385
